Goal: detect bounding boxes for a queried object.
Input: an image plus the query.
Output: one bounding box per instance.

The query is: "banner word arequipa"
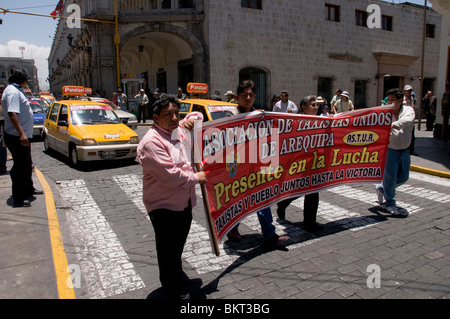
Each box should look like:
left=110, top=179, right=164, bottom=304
left=194, top=106, right=394, bottom=253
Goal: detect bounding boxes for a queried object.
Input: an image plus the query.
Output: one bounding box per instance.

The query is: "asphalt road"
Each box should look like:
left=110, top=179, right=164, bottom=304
left=17, top=124, right=448, bottom=303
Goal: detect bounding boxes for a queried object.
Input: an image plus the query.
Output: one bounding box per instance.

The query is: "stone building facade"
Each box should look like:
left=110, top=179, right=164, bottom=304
left=48, top=0, right=441, bottom=110
left=0, top=58, right=39, bottom=91
left=428, top=0, right=450, bottom=137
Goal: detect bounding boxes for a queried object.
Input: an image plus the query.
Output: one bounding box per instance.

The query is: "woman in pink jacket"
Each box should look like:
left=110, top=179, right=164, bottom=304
left=137, top=94, right=206, bottom=299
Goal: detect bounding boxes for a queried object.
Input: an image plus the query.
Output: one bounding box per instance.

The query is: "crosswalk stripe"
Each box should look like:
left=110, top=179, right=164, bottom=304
left=409, top=171, right=450, bottom=187
left=397, top=184, right=450, bottom=203
left=327, top=185, right=422, bottom=214
left=112, top=175, right=149, bottom=220
left=57, top=179, right=145, bottom=298
left=113, top=175, right=240, bottom=275
left=111, top=173, right=442, bottom=275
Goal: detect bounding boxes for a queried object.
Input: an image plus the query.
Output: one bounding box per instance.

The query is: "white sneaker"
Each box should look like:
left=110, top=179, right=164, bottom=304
left=385, top=205, right=409, bottom=217
left=376, top=186, right=384, bottom=204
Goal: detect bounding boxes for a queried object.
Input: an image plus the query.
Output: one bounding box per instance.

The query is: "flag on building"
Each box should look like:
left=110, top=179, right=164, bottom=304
left=50, top=0, right=64, bottom=20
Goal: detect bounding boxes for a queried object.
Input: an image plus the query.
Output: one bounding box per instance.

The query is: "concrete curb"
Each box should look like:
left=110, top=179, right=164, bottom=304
left=410, top=164, right=450, bottom=179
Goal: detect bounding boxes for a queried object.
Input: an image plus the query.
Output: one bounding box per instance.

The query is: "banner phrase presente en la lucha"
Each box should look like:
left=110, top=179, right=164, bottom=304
left=194, top=106, right=393, bottom=246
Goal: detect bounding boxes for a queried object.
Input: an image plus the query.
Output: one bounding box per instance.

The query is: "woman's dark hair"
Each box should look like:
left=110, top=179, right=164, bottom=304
left=152, top=93, right=180, bottom=115
left=299, top=95, right=316, bottom=113
left=386, top=88, right=404, bottom=100
left=236, top=80, right=256, bottom=96
left=8, top=68, right=29, bottom=85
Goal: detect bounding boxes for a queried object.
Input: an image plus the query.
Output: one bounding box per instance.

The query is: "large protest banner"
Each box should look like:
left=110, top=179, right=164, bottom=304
left=194, top=106, right=394, bottom=254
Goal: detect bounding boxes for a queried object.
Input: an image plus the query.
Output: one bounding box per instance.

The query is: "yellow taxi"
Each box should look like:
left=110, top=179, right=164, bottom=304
left=43, top=100, right=139, bottom=167
left=179, top=98, right=237, bottom=122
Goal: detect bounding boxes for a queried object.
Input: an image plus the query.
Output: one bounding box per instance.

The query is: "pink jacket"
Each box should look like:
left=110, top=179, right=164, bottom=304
left=137, top=112, right=203, bottom=212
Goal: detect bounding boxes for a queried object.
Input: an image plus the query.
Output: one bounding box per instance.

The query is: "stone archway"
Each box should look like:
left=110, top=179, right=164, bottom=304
left=119, top=24, right=205, bottom=94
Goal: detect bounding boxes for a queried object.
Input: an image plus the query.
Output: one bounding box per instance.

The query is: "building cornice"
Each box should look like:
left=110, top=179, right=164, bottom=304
left=429, top=0, right=450, bottom=14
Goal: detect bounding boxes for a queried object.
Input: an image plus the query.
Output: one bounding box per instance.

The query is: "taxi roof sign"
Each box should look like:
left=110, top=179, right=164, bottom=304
left=62, top=86, right=86, bottom=96
left=187, top=82, right=209, bottom=94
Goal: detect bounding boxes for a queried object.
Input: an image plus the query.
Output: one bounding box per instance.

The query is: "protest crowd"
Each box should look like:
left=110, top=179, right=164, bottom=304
left=135, top=78, right=422, bottom=299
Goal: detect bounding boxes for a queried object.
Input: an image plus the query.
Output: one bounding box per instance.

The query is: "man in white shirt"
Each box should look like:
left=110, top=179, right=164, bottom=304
left=273, top=91, right=298, bottom=113
left=2, top=68, right=43, bottom=207
left=135, top=89, right=149, bottom=123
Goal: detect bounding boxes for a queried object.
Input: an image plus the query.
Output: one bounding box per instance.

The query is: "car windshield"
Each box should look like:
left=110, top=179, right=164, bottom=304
left=207, top=105, right=236, bottom=121
left=32, top=99, right=50, bottom=110
left=70, top=105, right=122, bottom=125
left=30, top=103, right=45, bottom=113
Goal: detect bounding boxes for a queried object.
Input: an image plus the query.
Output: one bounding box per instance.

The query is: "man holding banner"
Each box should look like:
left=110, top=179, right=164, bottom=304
left=137, top=94, right=207, bottom=299
left=375, top=88, right=415, bottom=216
left=275, top=95, right=323, bottom=231
left=196, top=86, right=394, bottom=254
left=226, top=80, right=289, bottom=247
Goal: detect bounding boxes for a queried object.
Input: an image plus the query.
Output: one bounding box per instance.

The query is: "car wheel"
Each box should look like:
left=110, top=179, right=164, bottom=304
left=43, top=134, right=51, bottom=152
left=69, top=144, right=79, bottom=167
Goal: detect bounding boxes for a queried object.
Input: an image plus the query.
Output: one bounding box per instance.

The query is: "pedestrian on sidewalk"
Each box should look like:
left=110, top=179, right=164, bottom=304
left=276, top=95, right=324, bottom=231
left=273, top=90, right=298, bottom=113
left=1, top=68, right=43, bottom=207
left=0, top=84, right=7, bottom=174
left=137, top=94, right=206, bottom=299
left=376, top=88, right=415, bottom=216
left=403, top=85, right=418, bottom=155
left=134, top=89, right=149, bottom=123
left=117, top=88, right=128, bottom=111
left=422, top=91, right=436, bottom=131
left=226, top=80, right=289, bottom=247
left=442, top=83, right=450, bottom=141
left=332, top=91, right=354, bottom=114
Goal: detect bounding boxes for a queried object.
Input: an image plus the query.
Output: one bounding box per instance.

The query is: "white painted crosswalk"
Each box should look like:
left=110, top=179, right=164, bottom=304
left=56, top=179, right=145, bottom=299
left=56, top=172, right=450, bottom=296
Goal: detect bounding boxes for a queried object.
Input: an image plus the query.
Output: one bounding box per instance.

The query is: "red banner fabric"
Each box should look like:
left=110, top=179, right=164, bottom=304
left=194, top=106, right=394, bottom=246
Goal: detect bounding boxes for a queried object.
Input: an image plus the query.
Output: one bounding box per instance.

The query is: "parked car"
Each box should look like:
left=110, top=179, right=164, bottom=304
left=29, top=97, right=51, bottom=112
left=29, top=100, right=46, bottom=137
left=43, top=100, right=139, bottom=167
left=74, top=97, right=138, bottom=130
left=179, top=98, right=237, bottom=122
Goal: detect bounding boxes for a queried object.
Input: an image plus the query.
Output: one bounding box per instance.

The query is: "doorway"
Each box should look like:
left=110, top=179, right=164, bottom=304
left=383, top=76, right=401, bottom=98
left=239, top=67, right=268, bottom=110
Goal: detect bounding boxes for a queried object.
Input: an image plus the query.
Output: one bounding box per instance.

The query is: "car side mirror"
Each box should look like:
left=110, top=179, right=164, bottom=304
left=58, top=120, right=68, bottom=127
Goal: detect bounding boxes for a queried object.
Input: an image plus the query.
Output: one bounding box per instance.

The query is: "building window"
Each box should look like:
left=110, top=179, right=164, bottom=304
left=317, top=77, right=333, bottom=103
left=382, top=15, right=393, bottom=31
left=162, top=0, right=171, bottom=9
left=241, top=0, right=262, bottom=10
left=355, top=10, right=367, bottom=27
left=426, top=24, right=435, bottom=38
left=325, top=4, right=340, bottom=22
left=354, top=80, right=367, bottom=109
left=179, top=0, right=194, bottom=8
left=239, top=67, right=267, bottom=109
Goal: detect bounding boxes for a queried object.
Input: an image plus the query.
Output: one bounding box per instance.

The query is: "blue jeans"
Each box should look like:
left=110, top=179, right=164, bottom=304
left=378, top=148, right=410, bottom=207
left=231, top=207, right=276, bottom=240
left=256, top=207, right=276, bottom=240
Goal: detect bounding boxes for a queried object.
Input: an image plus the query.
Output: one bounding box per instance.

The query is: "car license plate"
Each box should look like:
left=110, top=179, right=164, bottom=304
left=102, top=151, right=116, bottom=159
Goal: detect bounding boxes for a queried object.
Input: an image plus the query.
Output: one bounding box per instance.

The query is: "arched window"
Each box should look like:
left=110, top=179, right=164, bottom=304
left=239, top=67, right=268, bottom=110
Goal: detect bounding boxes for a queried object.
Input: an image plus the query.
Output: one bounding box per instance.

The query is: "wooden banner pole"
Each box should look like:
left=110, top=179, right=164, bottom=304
left=195, top=162, right=220, bottom=256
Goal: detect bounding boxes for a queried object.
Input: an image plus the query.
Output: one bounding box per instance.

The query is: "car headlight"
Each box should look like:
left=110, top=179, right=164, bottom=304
left=82, top=138, right=97, bottom=146
left=129, top=136, right=139, bottom=144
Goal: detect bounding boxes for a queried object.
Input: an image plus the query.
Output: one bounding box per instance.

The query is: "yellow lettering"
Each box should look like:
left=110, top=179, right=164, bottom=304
left=213, top=182, right=225, bottom=210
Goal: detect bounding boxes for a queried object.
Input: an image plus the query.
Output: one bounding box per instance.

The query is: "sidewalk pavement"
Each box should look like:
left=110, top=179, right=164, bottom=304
left=0, top=124, right=449, bottom=299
